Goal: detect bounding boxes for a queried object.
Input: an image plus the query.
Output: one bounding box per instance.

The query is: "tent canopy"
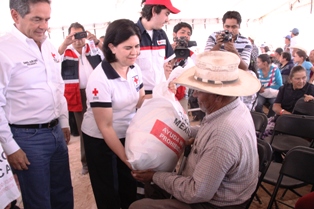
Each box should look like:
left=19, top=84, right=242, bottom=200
left=0, top=0, right=313, bottom=51
left=1, top=0, right=311, bottom=29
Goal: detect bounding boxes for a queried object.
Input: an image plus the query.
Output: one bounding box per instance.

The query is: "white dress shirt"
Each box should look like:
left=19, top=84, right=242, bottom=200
left=0, top=26, right=69, bottom=155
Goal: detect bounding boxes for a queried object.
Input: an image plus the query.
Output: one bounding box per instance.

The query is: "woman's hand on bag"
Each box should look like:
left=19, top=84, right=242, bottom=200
left=123, top=159, right=133, bottom=170
left=168, top=80, right=177, bottom=94
left=304, top=94, right=314, bottom=102
left=131, top=170, right=155, bottom=183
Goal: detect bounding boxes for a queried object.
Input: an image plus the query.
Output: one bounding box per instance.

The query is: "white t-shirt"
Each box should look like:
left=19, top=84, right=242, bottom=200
left=81, top=61, right=143, bottom=139
left=290, top=36, right=298, bottom=54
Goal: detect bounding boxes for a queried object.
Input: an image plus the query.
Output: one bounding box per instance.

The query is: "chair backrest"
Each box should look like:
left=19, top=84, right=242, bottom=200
left=246, top=139, right=273, bottom=209
left=257, top=139, right=273, bottom=175
left=293, top=97, right=314, bottom=116
left=273, top=114, right=314, bottom=139
left=280, top=146, right=314, bottom=184
left=267, top=146, right=314, bottom=209
left=250, top=111, right=268, bottom=139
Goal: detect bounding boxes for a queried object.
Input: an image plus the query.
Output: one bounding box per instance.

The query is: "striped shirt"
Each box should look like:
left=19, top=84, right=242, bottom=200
left=153, top=98, right=259, bottom=206
left=257, top=66, right=283, bottom=90
left=204, top=32, right=252, bottom=66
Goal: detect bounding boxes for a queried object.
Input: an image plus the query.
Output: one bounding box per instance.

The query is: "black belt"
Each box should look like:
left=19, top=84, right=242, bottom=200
left=9, top=119, right=59, bottom=129
left=145, top=90, right=153, bottom=95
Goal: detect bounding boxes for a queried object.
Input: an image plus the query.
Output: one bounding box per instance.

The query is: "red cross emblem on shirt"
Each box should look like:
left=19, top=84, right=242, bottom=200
left=133, top=76, right=139, bottom=85
left=92, top=88, right=98, bottom=96
left=51, top=52, right=56, bottom=58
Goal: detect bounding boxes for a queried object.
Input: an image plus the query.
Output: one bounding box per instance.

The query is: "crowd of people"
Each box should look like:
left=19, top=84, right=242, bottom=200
left=0, top=0, right=313, bottom=209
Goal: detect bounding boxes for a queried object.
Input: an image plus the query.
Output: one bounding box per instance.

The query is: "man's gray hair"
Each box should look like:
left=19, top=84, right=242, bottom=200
left=10, top=0, right=51, bottom=18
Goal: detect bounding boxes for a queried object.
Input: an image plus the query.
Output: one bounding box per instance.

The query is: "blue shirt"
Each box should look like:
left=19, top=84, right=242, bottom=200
left=258, top=66, right=283, bottom=90
left=294, top=61, right=313, bottom=81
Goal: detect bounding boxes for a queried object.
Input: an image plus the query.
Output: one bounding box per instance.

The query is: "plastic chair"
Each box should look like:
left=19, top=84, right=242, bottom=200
left=245, top=139, right=273, bottom=209
left=250, top=111, right=268, bottom=140
left=267, top=146, right=314, bottom=209
left=293, top=97, right=314, bottom=116
left=264, top=114, right=314, bottom=153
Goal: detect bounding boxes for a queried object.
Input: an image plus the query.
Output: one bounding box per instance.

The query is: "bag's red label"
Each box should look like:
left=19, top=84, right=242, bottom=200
left=150, top=119, right=185, bottom=157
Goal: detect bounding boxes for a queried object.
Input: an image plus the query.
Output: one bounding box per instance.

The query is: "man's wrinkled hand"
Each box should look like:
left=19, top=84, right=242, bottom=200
left=62, top=127, right=71, bottom=144
left=8, top=149, right=30, bottom=170
left=185, top=138, right=195, bottom=146
left=131, top=170, right=155, bottom=183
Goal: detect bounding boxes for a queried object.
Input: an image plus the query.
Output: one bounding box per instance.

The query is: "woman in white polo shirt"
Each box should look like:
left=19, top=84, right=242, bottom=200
left=81, top=19, right=145, bottom=209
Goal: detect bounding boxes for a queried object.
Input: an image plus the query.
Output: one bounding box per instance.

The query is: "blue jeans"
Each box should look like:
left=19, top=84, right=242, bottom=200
left=255, top=95, right=276, bottom=117
left=10, top=124, right=73, bottom=209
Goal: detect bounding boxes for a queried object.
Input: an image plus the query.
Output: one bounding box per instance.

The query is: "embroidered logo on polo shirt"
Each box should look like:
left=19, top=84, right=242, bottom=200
left=133, top=75, right=139, bottom=85
left=133, top=75, right=141, bottom=92
left=92, top=88, right=99, bottom=100
left=51, top=52, right=60, bottom=63
left=157, top=39, right=166, bottom=45
left=22, top=59, right=38, bottom=66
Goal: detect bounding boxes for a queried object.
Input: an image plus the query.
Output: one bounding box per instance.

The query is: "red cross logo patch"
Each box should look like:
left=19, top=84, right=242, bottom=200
left=51, top=52, right=59, bottom=63
left=133, top=75, right=139, bottom=85
left=92, top=88, right=98, bottom=96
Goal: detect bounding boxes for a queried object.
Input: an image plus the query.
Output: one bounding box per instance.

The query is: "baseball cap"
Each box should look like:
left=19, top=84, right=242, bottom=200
left=290, top=28, right=299, bottom=35
left=145, top=0, right=180, bottom=14
left=284, top=35, right=291, bottom=40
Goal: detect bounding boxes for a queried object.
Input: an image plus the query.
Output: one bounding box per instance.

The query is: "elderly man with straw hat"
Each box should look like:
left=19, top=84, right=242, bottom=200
left=130, top=51, right=261, bottom=209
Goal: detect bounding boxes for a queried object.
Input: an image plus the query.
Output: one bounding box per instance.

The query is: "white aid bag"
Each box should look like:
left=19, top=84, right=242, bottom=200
left=125, top=66, right=191, bottom=172
left=0, top=145, right=20, bottom=209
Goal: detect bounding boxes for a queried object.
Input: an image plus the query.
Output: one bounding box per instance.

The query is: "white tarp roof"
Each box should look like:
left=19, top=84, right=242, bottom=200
left=1, top=0, right=312, bottom=29
left=0, top=0, right=313, bottom=50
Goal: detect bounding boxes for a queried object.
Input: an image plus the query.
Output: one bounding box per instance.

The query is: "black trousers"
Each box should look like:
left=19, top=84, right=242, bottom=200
left=129, top=183, right=249, bottom=209
left=82, top=133, right=137, bottom=209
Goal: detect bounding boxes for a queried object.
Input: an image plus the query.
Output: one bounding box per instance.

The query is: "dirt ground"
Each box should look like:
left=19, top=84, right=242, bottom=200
left=65, top=133, right=309, bottom=209
left=14, top=101, right=311, bottom=208
left=67, top=134, right=309, bottom=209
left=14, top=133, right=310, bottom=209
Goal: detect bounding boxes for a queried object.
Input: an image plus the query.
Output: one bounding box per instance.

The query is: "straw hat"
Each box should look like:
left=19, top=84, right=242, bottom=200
left=290, top=44, right=308, bottom=55
left=175, top=51, right=261, bottom=97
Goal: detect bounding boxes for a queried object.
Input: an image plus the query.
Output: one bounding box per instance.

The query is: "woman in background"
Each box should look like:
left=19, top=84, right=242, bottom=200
left=273, top=65, right=314, bottom=116
left=293, top=50, right=314, bottom=83
left=255, top=54, right=283, bottom=117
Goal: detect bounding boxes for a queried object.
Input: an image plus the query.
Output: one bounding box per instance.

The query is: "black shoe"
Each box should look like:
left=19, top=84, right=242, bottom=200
left=71, top=132, right=80, bottom=137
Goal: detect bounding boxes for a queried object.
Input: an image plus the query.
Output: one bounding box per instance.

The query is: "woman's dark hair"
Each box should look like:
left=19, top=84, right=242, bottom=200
left=140, top=0, right=167, bottom=21
left=222, top=11, right=242, bottom=26
left=281, top=52, right=291, bottom=62
left=289, top=65, right=306, bottom=80
left=295, top=50, right=308, bottom=62
left=103, top=19, right=141, bottom=63
left=258, top=54, right=271, bottom=64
